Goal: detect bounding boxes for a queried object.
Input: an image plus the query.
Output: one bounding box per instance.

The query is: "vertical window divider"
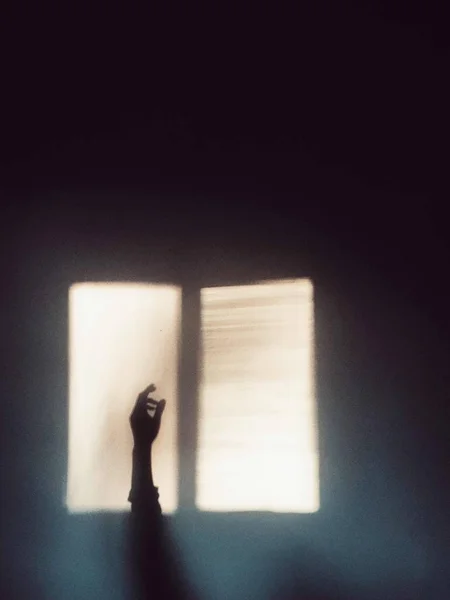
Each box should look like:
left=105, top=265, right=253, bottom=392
left=177, top=284, right=201, bottom=510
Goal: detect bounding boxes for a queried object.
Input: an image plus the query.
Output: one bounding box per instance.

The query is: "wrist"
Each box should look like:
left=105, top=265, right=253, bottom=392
left=133, top=442, right=152, bottom=458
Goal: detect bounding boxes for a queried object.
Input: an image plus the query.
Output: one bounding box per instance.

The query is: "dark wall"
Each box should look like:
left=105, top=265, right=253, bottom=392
left=1, top=147, right=449, bottom=599
left=2, top=4, right=450, bottom=598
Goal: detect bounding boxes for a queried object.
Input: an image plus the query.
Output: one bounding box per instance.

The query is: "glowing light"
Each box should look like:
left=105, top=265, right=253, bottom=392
left=67, top=279, right=318, bottom=515
left=67, top=283, right=180, bottom=513
left=197, top=279, right=318, bottom=512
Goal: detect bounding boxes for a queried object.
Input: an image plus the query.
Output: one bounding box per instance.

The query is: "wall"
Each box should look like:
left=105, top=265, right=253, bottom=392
left=1, top=160, right=449, bottom=599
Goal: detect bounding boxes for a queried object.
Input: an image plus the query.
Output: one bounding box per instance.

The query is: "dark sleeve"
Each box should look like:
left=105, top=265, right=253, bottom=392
left=128, top=453, right=165, bottom=598
left=127, top=446, right=189, bottom=598
left=128, top=485, right=162, bottom=518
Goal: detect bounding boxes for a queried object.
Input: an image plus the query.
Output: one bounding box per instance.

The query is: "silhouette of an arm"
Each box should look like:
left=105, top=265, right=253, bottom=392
left=127, top=385, right=167, bottom=598
left=127, top=385, right=194, bottom=599
left=128, top=384, right=166, bottom=515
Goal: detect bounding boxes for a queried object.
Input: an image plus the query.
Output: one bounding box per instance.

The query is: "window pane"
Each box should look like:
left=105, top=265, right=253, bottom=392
left=197, top=279, right=318, bottom=512
left=67, top=283, right=180, bottom=513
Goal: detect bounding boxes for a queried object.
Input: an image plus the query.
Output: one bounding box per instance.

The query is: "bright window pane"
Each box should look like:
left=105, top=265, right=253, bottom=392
left=197, top=279, right=318, bottom=512
left=67, top=283, right=180, bottom=513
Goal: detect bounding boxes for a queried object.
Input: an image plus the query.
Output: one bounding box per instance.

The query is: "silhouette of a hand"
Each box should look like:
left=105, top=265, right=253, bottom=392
left=130, top=384, right=166, bottom=448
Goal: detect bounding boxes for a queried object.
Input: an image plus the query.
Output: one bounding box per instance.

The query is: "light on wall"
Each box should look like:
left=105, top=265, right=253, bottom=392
left=198, top=279, right=318, bottom=512
left=67, top=279, right=318, bottom=514
left=67, top=283, right=180, bottom=513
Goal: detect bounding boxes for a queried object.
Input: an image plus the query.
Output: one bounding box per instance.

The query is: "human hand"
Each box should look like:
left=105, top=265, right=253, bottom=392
left=130, top=384, right=166, bottom=448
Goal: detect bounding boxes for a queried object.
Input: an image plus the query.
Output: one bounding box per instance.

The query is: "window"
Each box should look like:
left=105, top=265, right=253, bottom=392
left=67, top=279, right=318, bottom=514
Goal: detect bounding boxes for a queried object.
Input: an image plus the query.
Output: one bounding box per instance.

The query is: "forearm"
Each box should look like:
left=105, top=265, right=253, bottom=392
left=128, top=444, right=161, bottom=512
left=131, top=444, right=154, bottom=488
